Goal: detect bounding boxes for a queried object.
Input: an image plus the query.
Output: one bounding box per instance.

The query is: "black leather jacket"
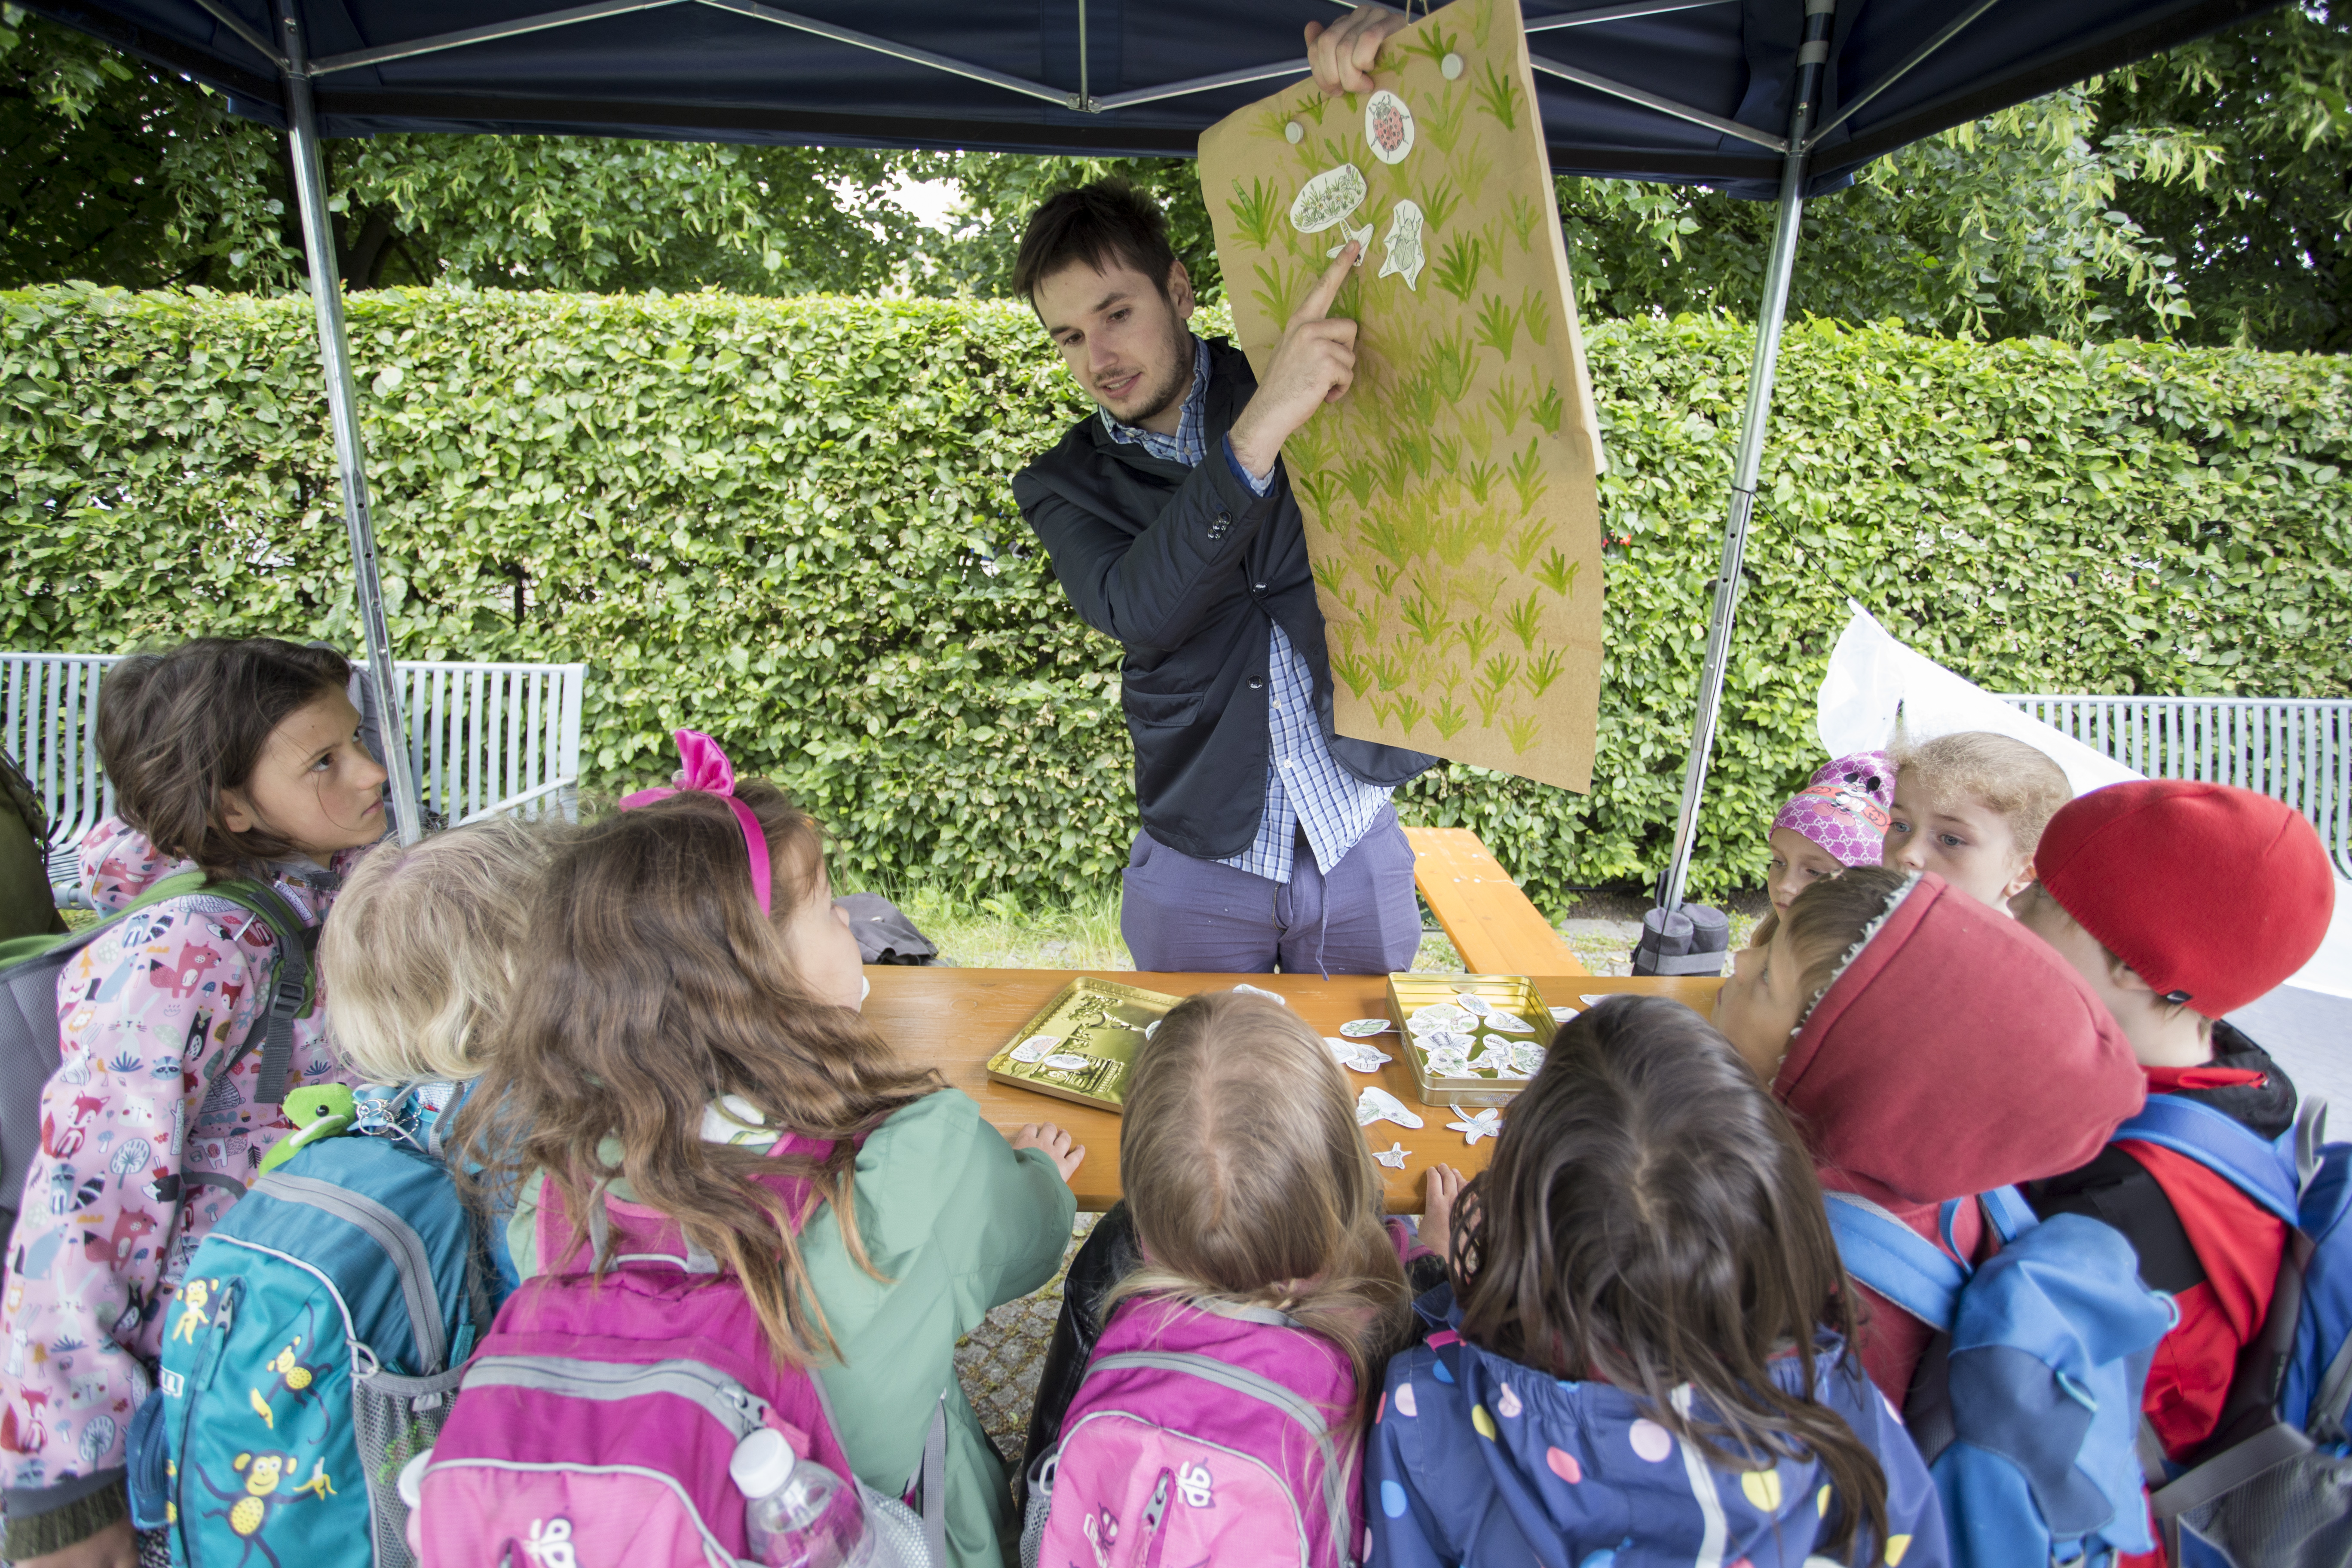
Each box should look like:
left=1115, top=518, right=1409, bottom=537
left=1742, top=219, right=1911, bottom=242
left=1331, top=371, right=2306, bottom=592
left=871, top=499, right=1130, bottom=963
left=1013, top=337, right=1434, bottom=861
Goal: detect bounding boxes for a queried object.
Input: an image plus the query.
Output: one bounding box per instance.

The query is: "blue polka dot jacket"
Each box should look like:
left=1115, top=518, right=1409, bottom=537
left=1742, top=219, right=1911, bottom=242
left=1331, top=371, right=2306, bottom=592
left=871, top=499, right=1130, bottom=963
left=1363, top=1288, right=1951, bottom=1568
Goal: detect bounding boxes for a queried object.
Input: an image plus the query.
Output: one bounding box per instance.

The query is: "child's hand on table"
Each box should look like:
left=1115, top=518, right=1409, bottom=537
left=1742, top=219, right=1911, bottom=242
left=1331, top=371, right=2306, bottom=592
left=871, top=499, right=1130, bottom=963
left=1418, top=1165, right=1467, bottom=1264
left=1011, top=1121, right=1087, bottom=1182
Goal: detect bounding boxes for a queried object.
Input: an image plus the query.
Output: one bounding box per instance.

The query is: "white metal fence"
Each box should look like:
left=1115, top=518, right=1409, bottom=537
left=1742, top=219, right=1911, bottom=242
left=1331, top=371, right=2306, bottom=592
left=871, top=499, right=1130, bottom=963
left=2001, top=693, right=2352, bottom=880
left=3, top=652, right=587, bottom=887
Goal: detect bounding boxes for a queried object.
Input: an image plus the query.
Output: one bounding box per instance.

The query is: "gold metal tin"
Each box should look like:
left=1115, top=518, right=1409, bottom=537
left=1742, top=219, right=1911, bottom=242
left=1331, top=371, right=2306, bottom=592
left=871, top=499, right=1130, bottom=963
left=1386, top=972, right=1550, bottom=1109
left=983, top=976, right=1185, bottom=1115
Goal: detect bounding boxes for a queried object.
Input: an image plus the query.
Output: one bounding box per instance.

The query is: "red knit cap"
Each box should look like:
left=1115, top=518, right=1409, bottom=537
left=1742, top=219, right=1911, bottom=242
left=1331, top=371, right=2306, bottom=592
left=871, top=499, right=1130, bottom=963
left=2037, top=780, right=2337, bottom=1017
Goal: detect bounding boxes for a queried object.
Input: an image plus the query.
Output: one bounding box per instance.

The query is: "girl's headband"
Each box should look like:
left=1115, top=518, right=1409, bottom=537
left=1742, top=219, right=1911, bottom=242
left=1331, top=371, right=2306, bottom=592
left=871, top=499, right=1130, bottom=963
left=618, top=729, right=773, bottom=915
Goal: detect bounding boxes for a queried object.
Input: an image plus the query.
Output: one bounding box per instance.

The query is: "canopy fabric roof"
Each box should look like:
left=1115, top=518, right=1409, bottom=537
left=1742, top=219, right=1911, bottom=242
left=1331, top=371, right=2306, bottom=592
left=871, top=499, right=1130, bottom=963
left=31, top=0, right=2276, bottom=196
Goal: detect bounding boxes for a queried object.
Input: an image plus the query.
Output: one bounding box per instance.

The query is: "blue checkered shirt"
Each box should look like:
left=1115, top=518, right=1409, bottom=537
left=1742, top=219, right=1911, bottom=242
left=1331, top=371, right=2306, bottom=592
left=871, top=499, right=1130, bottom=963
left=1100, top=335, right=1395, bottom=884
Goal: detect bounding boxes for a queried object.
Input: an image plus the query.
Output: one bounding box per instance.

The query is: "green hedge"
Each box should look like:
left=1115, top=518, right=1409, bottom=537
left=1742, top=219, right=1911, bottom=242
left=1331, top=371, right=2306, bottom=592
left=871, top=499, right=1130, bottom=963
left=4, top=284, right=2348, bottom=907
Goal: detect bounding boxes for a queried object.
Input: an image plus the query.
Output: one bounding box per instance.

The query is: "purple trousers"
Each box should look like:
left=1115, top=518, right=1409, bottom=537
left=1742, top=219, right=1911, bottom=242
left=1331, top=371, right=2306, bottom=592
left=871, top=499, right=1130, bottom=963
left=1118, top=807, right=1423, bottom=976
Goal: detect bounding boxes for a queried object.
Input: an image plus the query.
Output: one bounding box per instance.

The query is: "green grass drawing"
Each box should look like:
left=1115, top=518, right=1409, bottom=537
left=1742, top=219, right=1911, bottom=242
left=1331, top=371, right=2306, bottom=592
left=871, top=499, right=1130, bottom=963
left=1458, top=613, right=1498, bottom=663
left=1520, top=288, right=1553, bottom=347
left=1339, top=457, right=1379, bottom=509
left=1457, top=145, right=1494, bottom=197
left=1227, top=178, right=1285, bottom=252
left=1461, top=457, right=1501, bottom=508
left=1395, top=424, right=1435, bottom=479
left=1317, top=135, right=1354, bottom=173
left=1506, top=589, right=1543, bottom=648
left=1430, top=230, right=1490, bottom=303
left=1431, top=695, right=1469, bottom=740
left=1298, top=93, right=1330, bottom=126
left=1458, top=416, right=1496, bottom=462
left=1507, top=193, right=1543, bottom=252
left=1428, top=324, right=1479, bottom=402
left=1475, top=294, right=1519, bottom=358
left=1418, top=181, right=1463, bottom=234
left=1475, top=655, right=1517, bottom=724
left=1431, top=505, right=1511, bottom=566
left=1506, top=521, right=1550, bottom=573
left=1487, top=377, right=1529, bottom=435
left=1375, top=444, right=1416, bottom=500
left=1535, top=549, right=1580, bottom=598
left=1400, top=21, right=1460, bottom=68
left=1398, top=369, right=1445, bottom=429
left=1421, top=86, right=1468, bottom=155
left=1312, top=555, right=1348, bottom=596
left=1474, top=61, right=1518, bottom=130
left=1393, top=692, right=1427, bottom=733
left=1295, top=467, right=1338, bottom=518
left=1329, top=644, right=1372, bottom=698
left=1509, top=440, right=1547, bottom=514
left=1286, top=413, right=1333, bottom=475
left=1503, top=713, right=1540, bottom=753
left=1360, top=510, right=1420, bottom=567
left=1523, top=647, right=1568, bottom=699
left=1531, top=383, right=1565, bottom=436
left=1372, top=649, right=1411, bottom=692
left=1401, top=583, right=1448, bottom=645
left=1370, top=561, right=1405, bottom=597
left=1251, top=257, right=1314, bottom=330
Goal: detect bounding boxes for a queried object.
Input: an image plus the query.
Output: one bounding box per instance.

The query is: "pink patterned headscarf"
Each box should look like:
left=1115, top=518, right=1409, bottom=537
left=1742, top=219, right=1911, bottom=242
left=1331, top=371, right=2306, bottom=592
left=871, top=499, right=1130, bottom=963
left=618, top=729, right=772, bottom=914
left=1772, top=750, right=1897, bottom=868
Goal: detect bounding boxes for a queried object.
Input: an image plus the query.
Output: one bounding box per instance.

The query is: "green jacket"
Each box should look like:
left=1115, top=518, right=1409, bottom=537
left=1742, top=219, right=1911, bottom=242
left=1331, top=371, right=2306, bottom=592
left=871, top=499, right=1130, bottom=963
left=509, top=1089, right=1075, bottom=1568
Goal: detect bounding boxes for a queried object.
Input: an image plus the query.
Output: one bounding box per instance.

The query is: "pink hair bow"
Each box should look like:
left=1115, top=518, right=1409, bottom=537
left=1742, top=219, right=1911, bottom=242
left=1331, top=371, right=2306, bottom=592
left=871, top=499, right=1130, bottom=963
left=618, top=729, right=772, bottom=915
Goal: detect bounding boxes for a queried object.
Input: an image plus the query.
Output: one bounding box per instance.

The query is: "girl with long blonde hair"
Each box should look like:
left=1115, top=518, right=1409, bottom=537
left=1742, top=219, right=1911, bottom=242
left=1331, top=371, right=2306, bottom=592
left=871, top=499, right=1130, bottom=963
left=452, top=735, right=1083, bottom=1567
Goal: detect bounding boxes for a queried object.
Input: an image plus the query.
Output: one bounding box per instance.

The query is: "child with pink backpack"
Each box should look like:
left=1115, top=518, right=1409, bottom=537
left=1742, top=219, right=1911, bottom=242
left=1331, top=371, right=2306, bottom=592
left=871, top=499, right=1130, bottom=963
left=417, top=732, right=1084, bottom=1568
left=1021, top=989, right=1425, bottom=1568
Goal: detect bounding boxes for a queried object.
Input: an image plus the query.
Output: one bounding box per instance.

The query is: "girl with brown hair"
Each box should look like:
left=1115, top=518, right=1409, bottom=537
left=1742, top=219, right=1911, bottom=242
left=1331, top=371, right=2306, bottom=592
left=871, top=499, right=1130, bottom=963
left=1022, top=990, right=1424, bottom=1568
left=451, top=734, right=1083, bottom=1568
left=1366, top=996, right=1950, bottom=1568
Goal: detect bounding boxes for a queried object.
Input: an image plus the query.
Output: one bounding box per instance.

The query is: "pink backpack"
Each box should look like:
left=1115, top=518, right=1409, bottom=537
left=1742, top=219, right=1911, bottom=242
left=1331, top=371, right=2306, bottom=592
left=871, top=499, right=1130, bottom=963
left=412, top=1134, right=944, bottom=1568
left=1023, top=1295, right=1365, bottom=1568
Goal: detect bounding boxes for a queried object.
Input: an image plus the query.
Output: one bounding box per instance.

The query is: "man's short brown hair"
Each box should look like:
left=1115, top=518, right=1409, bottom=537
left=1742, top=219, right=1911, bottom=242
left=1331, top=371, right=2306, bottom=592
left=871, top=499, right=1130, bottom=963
left=1012, top=179, right=1177, bottom=308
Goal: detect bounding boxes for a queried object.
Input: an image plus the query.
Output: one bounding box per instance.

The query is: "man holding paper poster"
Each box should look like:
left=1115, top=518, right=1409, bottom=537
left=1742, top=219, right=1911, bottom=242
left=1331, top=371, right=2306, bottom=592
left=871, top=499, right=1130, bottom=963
left=1011, top=179, right=1434, bottom=974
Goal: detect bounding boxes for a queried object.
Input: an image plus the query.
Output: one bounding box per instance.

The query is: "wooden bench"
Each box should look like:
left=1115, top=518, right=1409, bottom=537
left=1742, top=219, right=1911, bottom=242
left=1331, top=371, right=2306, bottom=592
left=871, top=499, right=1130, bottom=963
left=1404, top=825, right=1588, bottom=977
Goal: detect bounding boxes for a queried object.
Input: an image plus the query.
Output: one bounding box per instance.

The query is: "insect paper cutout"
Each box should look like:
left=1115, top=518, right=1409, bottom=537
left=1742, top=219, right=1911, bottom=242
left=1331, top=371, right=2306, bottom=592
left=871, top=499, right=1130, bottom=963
left=1357, top=1086, right=1426, bottom=1130
left=1326, top=1036, right=1393, bottom=1072
left=1201, top=0, right=1608, bottom=791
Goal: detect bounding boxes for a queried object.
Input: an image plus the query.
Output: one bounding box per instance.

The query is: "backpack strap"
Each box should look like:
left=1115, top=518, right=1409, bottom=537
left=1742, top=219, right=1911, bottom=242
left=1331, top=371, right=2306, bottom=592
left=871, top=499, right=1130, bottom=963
left=193, top=877, right=318, bottom=1106
left=2113, top=1094, right=2301, bottom=1225
left=1822, top=1191, right=1966, bottom=1331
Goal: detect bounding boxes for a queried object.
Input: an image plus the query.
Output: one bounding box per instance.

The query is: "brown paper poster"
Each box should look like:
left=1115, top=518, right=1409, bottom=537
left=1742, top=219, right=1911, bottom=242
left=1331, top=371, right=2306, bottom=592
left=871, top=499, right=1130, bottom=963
left=1198, top=0, right=1606, bottom=791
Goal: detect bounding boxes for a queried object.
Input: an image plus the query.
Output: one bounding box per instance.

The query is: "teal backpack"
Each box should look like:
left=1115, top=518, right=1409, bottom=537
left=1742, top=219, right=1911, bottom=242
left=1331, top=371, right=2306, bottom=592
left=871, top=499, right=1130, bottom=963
left=134, top=1094, right=498, bottom=1568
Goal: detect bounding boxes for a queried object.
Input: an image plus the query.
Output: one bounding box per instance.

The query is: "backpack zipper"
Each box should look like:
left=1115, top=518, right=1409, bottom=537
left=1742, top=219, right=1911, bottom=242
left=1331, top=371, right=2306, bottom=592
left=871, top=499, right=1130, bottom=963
left=458, top=1355, right=770, bottom=1439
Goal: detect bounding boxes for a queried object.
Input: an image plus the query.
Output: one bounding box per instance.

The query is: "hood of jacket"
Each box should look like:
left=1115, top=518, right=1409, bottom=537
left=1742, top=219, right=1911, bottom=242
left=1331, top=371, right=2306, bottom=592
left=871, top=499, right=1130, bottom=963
left=77, top=816, right=360, bottom=915
left=1773, top=871, right=2146, bottom=1216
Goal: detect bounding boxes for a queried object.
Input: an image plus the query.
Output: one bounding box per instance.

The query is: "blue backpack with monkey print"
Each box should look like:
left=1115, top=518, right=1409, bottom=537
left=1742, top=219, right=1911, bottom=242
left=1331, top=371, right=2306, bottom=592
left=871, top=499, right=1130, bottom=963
left=136, top=1091, right=496, bottom=1568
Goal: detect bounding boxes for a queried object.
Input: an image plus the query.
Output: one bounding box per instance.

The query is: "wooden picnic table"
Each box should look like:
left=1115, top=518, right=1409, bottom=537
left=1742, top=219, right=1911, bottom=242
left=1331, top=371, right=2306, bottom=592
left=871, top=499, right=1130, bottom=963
left=864, top=968, right=1727, bottom=1213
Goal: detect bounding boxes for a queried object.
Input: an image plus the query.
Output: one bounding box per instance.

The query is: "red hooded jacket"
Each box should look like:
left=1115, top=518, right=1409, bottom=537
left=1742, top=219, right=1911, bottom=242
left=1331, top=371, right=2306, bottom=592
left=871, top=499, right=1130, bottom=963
left=1770, top=872, right=2149, bottom=1402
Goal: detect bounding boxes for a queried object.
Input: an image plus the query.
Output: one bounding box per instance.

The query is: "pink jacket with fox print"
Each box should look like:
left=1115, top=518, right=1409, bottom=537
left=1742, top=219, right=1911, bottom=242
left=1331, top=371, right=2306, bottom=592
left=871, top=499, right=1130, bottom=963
left=0, top=819, right=367, bottom=1531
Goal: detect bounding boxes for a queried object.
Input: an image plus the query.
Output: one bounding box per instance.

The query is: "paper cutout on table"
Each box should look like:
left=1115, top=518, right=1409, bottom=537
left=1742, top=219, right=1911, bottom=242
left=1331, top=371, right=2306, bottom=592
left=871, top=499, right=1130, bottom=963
left=1290, top=164, right=1367, bottom=232
left=1548, top=1006, right=1578, bottom=1023
left=1484, top=1010, right=1535, bottom=1035
left=1374, top=1142, right=1410, bottom=1170
left=1425, top=1048, right=1473, bottom=1078
left=1142, top=1020, right=1160, bottom=1040
left=1411, top=1002, right=1472, bottom=1033
left=1365, top=89, right=1415, bottom=164
left=1580, top=995, right=1616, bottom=1007
left=1379, top=201, right=1426, bottom=291
left=1329, top=218, right=1374, bottom=264
left=1358, top=1086, right=1427, bottom=1129
left=1327, top=1037, right=1394, bottom=1073
left=1200, top=0, right=1608, bottom=793
left=1424, top=1030, right=1476, bottom=1055
left=1454, top=993, right=1492, bottom=1016
left=1009, top=1035, right=1060, bottom=1063
left=1041, top=1054, right=1092, bottom=1072
left=1340, top=1017, right=1396, bottom=1038
left=1468, top=1041, right=1513, bottom=1070
left=1447, top=1106, right=1504, bottom=1145
left=1508, top=1043, right=1546, bottom=1075
left=1232, top=983, right=1288, bottom=1005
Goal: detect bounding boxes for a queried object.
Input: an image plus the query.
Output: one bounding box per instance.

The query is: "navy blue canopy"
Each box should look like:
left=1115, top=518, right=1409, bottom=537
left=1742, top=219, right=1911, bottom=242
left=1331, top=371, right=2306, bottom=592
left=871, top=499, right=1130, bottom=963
left=31, top=0, right=2278, bottom=195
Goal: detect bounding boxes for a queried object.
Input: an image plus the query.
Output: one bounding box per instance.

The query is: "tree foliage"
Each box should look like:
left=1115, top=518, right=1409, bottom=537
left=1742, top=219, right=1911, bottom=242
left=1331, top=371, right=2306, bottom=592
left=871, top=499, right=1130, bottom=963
left=5, top=288, right=2344, bottom=904
left=0, top=6, right=919, bottom=294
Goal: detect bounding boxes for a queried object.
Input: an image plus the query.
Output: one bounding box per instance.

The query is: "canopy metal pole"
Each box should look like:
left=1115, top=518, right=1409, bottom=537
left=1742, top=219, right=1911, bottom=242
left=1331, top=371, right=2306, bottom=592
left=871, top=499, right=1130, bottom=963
left=1654, top=0, right=1834, bottom=916
left=276, top=0, right=425, bottom=845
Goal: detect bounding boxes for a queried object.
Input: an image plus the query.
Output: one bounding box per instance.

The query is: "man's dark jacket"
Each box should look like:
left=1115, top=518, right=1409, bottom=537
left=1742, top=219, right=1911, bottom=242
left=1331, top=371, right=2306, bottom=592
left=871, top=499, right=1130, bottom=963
left=1012, top=337, right=1433, bottom=862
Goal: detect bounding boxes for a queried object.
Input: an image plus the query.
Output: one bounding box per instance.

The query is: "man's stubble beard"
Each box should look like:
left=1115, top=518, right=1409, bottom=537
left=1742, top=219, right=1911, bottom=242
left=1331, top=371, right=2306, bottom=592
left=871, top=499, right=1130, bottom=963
left=1109, top=317, right=1195, bottom=429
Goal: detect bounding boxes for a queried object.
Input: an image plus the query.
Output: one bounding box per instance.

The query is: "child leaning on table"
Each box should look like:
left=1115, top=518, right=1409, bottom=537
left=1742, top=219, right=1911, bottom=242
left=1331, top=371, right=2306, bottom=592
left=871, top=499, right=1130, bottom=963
left=1, top=637, right=388, bottom=1568
left=450, top=732, right=1083, bottom=1568
left=1883, top=730, right=2071, bottom=909
left=1365, top=995, right=1949, bottom=1568
left=1023, top=991, right=1425, bottom=1568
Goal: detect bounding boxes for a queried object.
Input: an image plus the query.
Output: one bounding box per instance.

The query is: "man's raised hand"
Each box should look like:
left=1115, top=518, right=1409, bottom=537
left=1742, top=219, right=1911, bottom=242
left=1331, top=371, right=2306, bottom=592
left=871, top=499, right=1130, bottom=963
left=1228, top=242, right=1362, bottom=480
left=1305, top=8, right=1410, bottom=95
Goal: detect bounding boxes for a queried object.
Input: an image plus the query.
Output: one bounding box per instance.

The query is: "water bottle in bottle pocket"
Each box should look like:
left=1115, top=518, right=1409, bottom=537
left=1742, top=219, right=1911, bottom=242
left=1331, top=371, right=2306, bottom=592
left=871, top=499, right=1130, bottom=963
left=732, top=1428, right=876, bottom=1568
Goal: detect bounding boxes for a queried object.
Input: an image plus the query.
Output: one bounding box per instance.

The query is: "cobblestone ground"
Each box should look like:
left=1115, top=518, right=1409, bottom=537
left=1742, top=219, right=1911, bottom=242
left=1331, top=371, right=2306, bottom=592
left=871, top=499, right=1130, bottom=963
left=955, top=1214, right=1095, bottom=1480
